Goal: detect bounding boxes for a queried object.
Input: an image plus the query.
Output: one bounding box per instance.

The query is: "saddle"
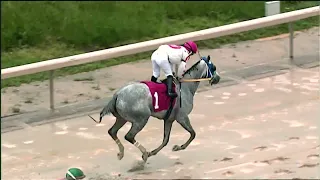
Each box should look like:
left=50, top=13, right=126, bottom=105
left=140, top=78, right=178, bottom=120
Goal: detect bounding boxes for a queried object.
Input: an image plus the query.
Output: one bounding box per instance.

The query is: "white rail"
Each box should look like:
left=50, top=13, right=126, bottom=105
left=1, top=6, right=319, bottom=110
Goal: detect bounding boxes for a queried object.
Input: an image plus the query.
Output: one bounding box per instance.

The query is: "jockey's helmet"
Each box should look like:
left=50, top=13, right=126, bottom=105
left=183, top=41, right=198, bottom=54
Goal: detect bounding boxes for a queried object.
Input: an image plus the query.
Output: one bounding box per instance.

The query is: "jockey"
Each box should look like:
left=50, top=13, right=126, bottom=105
left=150, top=41, right=198, bottom=98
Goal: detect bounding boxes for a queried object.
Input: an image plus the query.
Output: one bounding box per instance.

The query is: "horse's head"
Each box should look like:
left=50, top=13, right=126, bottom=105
left=182, top=55, right=220, bottom=85
left=199, top=55, right=220, bottom=85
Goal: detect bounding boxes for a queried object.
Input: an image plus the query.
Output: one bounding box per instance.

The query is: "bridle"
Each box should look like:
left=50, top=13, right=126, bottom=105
left=179, top=59, right=214, bottom=83
left=179, top=49, right=215, bottom=82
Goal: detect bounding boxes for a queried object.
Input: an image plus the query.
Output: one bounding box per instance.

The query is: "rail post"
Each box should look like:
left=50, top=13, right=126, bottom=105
left=49, top=70, right=54, bottom=110
left=289, top=22, right=294, bottom=61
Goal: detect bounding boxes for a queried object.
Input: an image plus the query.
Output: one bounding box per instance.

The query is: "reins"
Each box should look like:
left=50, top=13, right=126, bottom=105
left=180, top=78, right=211, bottom=82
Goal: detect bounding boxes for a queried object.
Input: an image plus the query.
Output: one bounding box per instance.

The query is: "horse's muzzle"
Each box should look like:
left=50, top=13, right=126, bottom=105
left=210, top=72, right=220, bottom=85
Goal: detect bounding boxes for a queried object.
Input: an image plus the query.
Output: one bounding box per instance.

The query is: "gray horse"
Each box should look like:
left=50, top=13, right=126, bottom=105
left=91, top=55, right=220, bottom=162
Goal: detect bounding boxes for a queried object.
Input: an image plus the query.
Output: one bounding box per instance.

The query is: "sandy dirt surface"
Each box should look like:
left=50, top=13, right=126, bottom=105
left=1, top=27, right=319, bottom=117
left=2, top=66, right=319, bottom=180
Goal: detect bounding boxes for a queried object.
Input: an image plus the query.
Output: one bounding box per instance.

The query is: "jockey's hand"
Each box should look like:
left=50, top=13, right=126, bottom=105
left=176, top=76, right=183, bottom=82
left=172, top=72, right=179, bottom=80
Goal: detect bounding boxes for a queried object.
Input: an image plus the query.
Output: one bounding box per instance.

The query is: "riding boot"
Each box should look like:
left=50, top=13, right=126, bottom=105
left=151, top=76, right=157, bottom=83
left=166, top=75, right=178, bottom=98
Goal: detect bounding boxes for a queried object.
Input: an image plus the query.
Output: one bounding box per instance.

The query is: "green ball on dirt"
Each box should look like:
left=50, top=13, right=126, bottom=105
left=66, top=168, right=86, bottom=180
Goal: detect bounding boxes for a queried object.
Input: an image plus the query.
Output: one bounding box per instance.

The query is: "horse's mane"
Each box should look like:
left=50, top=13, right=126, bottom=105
left=183, top=60, right=202, bottom=77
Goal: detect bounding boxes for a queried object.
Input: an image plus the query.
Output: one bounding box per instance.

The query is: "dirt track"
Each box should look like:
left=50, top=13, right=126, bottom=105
left=2, top=66, right=319, bottom=179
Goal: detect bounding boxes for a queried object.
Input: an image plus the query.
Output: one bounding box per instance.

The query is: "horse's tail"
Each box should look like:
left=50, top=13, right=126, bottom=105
left=99, top=94, right=118, bottom=122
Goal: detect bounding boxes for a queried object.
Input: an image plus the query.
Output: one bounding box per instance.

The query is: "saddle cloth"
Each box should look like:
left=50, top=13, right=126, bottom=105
left=140, top=81, right=177, bottom=112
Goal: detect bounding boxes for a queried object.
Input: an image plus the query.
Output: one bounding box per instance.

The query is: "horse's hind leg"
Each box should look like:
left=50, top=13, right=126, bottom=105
left=124, top=119, right=149, bottom=162
left=172, top=115, right=196, bottom=152
left=108, top=117, right=127, bottom=160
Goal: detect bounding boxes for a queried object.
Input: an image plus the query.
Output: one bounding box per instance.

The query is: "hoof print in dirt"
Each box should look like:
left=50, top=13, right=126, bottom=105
left=273, top=156, right=290, bottom=161
left=288, top=137, right=300, bottom=140
left=254, top=146, right=268, bottom=151
left=260, top=160, right=272, bottom=165
left=11, top=105, right=21, bottom=113
left=24, top=98, right=33, bottom=104
left=222, top=170, right=234, bottom=176
left=274, top=169, right=294, bottom=174
left=259, top=156, right=289, bottom=165
left=174, top=161, right=183, bottom=165
left=299, top=163, right=319, bottom=168
left=220, top=157, right=233, bottom=162
left=307, top=154, right=319, bottom=159
left=92, top=86, right=101, bottom=90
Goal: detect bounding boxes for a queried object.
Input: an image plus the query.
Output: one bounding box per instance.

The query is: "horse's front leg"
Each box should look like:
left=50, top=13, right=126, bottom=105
left=148, top=120, right=174, bottom=157
left=172, top=115, right=196, bottom=152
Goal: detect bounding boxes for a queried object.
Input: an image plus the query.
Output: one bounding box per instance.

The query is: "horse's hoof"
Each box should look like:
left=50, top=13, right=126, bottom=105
left=142, top=152, right=149, bottom=162
left=117, top=152, right=124, bottom=160
left=172, top=145, right=182, bottom=151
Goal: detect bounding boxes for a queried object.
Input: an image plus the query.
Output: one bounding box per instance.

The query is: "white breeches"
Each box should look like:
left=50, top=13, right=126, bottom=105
left=151, top=51, right=173, bottom=78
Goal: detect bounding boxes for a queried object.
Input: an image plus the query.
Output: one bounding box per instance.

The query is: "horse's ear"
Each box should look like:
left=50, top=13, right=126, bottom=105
left=207, top=55, right=211, bottom=61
